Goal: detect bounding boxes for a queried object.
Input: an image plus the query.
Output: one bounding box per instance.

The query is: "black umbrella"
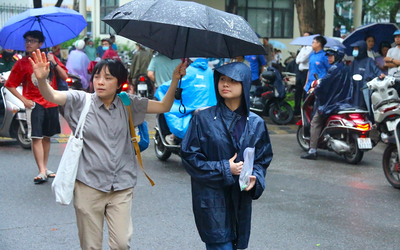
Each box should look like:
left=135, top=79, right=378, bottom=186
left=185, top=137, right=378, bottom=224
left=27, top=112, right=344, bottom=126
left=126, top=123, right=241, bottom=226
left=103, top=0, right=265, bottom=111
left=102, top=0, right=265, bottom=59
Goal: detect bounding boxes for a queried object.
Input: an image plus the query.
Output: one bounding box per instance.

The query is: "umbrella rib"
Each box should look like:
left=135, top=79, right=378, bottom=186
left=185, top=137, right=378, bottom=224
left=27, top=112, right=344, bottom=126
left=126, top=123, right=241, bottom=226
left=2, top=18, right=35, bottom=48
left=40, top=16, right=84, bottom=36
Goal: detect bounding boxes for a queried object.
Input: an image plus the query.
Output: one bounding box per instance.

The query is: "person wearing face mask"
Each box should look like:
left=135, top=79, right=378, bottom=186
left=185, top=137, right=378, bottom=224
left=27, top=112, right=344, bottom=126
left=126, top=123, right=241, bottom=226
left=101, top=38, right=121, bottom=61
left=0, top=49, right=17, bottom=73
left=384, top=30, right=400, bottom=76
left=84, top=38, right=97, bottom=61
left=349, top=40, right=385, bottom=119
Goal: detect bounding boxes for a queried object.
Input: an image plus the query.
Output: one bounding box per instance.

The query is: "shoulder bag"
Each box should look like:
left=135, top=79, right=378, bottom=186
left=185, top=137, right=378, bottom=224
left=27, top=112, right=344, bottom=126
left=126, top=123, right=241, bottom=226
left=52, top=93, right=92, bottom=205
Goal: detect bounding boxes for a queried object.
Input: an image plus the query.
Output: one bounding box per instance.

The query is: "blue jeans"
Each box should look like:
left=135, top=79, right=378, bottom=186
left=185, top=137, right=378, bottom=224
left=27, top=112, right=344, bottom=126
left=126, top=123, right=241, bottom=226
left=206, top=241, right=233, bottom=250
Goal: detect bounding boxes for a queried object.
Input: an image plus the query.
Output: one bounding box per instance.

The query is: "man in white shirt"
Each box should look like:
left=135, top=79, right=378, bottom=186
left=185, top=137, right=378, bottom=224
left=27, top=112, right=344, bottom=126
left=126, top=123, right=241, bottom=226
left=384, top=30, right=400, bottom=76
left=294, top=32, right=313, bottom=116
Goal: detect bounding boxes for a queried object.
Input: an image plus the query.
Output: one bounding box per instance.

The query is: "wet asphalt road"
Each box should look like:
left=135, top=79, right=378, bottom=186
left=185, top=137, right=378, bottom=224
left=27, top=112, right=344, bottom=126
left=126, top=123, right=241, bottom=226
left=1, top=114, right=400, bottom=249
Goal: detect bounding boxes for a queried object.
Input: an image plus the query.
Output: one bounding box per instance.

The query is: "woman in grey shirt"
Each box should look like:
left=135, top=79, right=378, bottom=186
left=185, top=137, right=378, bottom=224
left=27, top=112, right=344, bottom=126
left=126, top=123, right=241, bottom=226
left=29, top=49, right=186, bottom=250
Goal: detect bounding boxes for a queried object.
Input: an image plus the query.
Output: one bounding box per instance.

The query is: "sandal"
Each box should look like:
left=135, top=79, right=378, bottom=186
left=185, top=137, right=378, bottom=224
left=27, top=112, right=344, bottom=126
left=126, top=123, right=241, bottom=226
left=34, top=173, right=48, bottom=184
left=46, top=170, right=56, bottom=178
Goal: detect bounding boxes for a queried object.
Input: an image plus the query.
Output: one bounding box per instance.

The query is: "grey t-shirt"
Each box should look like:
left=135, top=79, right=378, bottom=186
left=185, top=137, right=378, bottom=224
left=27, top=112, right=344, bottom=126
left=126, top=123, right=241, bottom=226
left=62, top=90, right=148, bottom=192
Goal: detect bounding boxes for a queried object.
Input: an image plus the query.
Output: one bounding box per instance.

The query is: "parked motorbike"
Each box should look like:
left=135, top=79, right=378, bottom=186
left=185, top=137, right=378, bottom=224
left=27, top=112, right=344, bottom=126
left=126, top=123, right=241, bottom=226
left=153, top=113, right=181, bottom=161
left=365, top=75, right=400, bottom=142
left=296, top=91, right=374, bottom=164
left=66, top=73, right=84, bottom=91
left=135, top=74, right=153, bottom=99
left=249, top=68, right=294, bottom=125
left=382, top=120, right=400, bottom=188
left=0, top=72, right=31, bottom=149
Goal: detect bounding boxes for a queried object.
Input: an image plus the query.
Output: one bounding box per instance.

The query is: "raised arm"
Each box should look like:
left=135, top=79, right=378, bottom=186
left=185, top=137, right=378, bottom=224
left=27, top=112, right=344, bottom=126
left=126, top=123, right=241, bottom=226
left=147, top=61, right=186, bottom=114
left=29, top=49, right=67, bottom=106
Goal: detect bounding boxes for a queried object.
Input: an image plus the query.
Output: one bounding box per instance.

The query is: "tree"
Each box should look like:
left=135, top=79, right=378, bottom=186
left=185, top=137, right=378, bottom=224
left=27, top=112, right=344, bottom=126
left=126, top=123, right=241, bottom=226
left=294, top=0, right=326, bottom=35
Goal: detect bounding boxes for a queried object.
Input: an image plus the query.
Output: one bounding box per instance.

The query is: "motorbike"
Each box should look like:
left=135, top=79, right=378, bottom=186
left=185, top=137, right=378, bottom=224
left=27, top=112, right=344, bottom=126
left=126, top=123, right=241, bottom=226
left=249, top=68, right=294, bottom=125
left=153, top=113, right=181, bottom=161
left=296, top=91, right=374, bottom=164
left=0, top=72, right=31, bottom=149
left=66, top=73, right=84, bottom=91
left=135, top=74, right=153, bottom=99
left=365, top=75, right=400, bottom=142
left=382, top=120, right=400, bottom=188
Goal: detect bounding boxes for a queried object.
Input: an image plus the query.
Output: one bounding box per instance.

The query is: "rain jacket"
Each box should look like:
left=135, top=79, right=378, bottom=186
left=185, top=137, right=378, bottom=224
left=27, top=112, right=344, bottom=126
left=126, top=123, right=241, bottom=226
left=349, top=40, right=382, bottom=113
left=65, top=49, right=91, bottom=90
left=181, top=62, right=273, bottom=248
left=155, top=58, right=217, bottom=138
left=315, top=61, right=353, bottom=116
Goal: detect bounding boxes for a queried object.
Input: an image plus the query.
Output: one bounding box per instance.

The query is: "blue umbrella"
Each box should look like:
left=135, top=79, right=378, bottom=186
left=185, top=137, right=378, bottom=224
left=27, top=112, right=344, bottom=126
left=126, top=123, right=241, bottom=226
left=0, top=6, right=87, bottom=51
left=342, top=23, right=399, bottom=55
left=290, top=34, right=346, bottom=48
left=269, top=40, right=287, bottom=49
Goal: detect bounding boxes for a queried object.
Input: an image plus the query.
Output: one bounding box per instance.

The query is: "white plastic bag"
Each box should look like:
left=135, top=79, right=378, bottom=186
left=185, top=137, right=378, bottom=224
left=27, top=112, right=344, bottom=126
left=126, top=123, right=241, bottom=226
left=52, top=93, right=91, bottom=205
left=239, top=147, right=255, bottom=191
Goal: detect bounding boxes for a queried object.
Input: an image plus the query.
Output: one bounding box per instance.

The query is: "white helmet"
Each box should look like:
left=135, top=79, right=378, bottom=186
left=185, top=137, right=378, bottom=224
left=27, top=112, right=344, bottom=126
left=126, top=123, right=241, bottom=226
left=75, top=40, right=85, bottom=50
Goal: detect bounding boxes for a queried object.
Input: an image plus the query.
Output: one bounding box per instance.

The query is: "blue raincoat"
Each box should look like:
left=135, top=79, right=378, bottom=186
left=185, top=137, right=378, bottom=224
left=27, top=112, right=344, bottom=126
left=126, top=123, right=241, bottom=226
left=315, top=61, right=354, bottom=116
left=349, top=41, right=382, bottom=113
left=155, top=58, right=216, bottom=138
left=181, top=62, right=273, bottom=248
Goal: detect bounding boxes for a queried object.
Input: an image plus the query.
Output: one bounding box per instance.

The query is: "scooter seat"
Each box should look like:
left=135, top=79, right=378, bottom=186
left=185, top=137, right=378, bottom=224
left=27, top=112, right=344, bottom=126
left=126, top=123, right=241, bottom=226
left=336, top=108, right=369, bottom=114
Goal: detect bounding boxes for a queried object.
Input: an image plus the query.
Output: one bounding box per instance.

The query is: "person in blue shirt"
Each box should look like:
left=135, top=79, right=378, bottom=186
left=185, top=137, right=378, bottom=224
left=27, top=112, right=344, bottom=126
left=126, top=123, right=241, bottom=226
left=244, top=55, right=267, bottom=85
left=304, top=36, right=331, bottom=93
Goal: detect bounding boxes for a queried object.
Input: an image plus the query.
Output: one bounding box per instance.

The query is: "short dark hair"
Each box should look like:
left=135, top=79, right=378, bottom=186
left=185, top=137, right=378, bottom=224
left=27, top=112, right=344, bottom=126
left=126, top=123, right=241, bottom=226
left=335, top=24, right=341, bottom=28
left=263, top=37, right=269, bottom=41
left=305, top=32, right=313, bottom=36
left=23, top=30, right=45, bottom=43
left=101, top=38, right=113, bottom=45
left=314, top=35, right=327, bottom=47
left=110, top=35, right=115, bottom=39
left=379, top=41, right=391, bottom=55
left=364, top=35, right=375, bottom=42
left=90, top=59, right=127, bottom=94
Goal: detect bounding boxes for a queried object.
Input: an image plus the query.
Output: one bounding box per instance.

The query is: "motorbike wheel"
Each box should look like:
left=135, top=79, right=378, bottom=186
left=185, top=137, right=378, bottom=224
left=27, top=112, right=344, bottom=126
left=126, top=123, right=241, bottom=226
left=296, top=126, right=310, bottom=151
left=154, top=130, right=172, bottom=161
left=382, top=144, right=400, bottom=189
left=343, top=135, right=363, bottom=164
left=268, top=102, right=294, bottom=125
left=17, top=121, right=31, bottom=149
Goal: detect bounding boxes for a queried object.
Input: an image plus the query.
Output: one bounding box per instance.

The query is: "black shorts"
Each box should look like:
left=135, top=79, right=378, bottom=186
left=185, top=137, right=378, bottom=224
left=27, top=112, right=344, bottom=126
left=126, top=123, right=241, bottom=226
left=28, top=104, right=60, bottom=139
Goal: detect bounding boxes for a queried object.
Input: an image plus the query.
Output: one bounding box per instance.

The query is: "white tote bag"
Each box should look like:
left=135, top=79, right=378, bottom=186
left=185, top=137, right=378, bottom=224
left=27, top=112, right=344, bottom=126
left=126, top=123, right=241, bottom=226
left=52, top=93, right=91, bottom=205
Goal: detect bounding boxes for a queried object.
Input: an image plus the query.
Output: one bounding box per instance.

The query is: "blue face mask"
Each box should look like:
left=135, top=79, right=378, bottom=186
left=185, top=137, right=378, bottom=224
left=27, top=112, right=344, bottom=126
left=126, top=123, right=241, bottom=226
left=352, top=50, right=359, bottom=57
left=102, top=46, right=109, bottom=51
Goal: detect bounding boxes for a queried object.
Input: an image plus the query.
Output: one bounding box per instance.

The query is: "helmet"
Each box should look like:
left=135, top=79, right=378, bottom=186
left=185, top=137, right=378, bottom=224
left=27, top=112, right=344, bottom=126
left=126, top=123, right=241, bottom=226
left=325, top=45, right=345, bottom=63
left=74, top=40, right=85, bottom=50
left=261, top=69, right=276, bottom=84
left=393, top=29, right=400, bottom=36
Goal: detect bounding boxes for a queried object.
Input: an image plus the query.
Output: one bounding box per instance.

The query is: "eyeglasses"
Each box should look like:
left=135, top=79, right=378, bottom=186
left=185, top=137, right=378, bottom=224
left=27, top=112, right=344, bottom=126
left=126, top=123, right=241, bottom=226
left=25, top=39, right=39, bottom=44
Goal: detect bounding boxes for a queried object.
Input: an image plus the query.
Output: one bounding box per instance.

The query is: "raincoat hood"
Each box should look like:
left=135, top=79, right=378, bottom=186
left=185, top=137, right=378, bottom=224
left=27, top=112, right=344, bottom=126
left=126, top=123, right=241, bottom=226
left=190, top=58, right=209, bottom=70
left=351, top=40, right=368, bottom=59
left=213, top=62, right=252, bottom=115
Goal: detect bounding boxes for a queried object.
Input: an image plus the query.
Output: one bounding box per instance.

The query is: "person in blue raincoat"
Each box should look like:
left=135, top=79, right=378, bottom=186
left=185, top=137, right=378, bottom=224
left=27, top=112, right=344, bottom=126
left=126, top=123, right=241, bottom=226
left=349, top=40, right=385, bottom=115
left=181, top=62, right=273, bottom=250
left=155, top=58, right=217, bottom=144
left=301, top=46, right=354, bottom=160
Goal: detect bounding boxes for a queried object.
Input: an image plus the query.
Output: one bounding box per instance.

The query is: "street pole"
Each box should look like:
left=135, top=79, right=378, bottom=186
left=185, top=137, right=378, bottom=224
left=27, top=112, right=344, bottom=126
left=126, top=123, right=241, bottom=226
left=353, top=0, right=362, bottom=29
left=79, top=0, right=87, bottom=37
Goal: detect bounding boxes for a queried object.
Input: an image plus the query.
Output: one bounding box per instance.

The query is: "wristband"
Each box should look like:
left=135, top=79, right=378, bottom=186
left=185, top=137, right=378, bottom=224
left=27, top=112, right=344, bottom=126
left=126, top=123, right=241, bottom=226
left=53, top=63, right=58, bottom=68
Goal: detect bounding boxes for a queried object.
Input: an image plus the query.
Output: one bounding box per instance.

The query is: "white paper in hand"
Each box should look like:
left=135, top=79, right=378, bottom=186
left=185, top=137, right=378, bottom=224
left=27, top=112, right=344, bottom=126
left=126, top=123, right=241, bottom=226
left=239, top=147, right=255, bottom=191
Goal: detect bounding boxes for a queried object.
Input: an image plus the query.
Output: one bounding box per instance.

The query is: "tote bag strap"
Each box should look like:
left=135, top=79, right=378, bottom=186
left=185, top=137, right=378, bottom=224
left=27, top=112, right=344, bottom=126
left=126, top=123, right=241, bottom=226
left=75, top=93, right=92, bottom=139
left=126, top=105, right=155, bottom=186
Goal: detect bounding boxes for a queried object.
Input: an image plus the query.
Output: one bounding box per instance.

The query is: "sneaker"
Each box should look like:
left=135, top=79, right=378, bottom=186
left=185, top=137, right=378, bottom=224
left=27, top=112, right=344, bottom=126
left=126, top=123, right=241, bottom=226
left=165, top=134, right=177, bottom=145
left=300, top=152, right=317, bottom=160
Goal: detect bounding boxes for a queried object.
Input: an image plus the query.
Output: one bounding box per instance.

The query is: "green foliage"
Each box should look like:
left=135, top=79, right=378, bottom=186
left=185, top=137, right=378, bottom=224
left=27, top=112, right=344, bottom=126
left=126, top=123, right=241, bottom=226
left=335, top=0, right=400, bottom=30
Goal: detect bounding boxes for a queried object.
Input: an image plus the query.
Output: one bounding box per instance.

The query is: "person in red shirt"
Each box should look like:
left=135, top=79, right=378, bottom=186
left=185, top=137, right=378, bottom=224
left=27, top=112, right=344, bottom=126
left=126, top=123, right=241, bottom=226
left=101, top=38, right=121, bottom=61
left=5, top=30, right=68, bottom=184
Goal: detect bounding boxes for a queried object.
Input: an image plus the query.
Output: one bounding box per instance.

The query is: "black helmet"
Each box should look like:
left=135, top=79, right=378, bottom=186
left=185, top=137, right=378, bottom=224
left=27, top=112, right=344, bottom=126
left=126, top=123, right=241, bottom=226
left=325, top=45, right=345, bottom=63
left=261, top=69, right=276, bottom=84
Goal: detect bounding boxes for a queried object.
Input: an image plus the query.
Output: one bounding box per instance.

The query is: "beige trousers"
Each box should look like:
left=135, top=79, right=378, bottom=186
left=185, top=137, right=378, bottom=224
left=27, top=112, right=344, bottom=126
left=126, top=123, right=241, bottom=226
left=73, top=181, right=134, bottom=250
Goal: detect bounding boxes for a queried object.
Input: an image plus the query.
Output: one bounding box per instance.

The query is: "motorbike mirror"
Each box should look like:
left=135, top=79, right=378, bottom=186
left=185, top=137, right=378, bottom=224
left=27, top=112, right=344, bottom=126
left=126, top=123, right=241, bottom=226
left=353, top=74, right=363, bottom=81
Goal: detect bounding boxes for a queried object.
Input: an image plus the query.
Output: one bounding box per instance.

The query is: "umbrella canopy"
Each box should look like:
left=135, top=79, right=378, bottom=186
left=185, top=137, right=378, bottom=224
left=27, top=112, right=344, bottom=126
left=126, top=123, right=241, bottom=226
left=102, top=0, right=265, bottom=59
left=0, top=6, right=87, bottom=51
left=343, top=23, right=399, bottom=55
left=269, top=40, right=287, bottom=49
left=290, top=34, right=346, bottom=48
